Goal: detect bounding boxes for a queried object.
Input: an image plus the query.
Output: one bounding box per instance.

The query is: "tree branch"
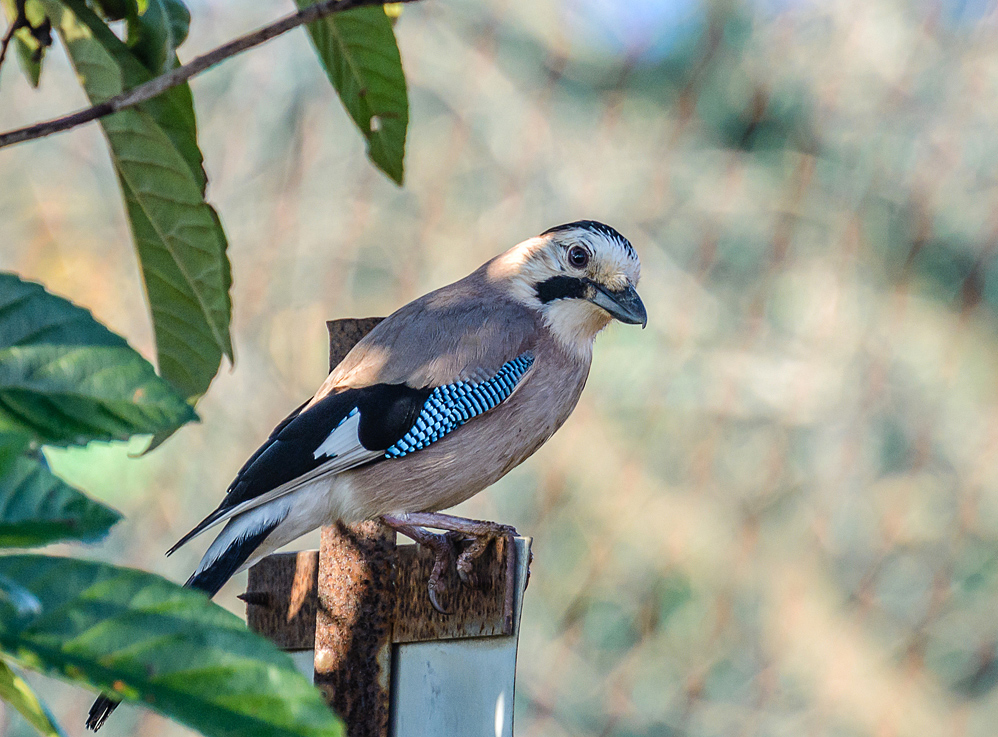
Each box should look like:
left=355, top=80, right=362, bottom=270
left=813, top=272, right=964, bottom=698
left=0, top=0, right=420, bottom=150
left=0, top=23, right=17, bottom=71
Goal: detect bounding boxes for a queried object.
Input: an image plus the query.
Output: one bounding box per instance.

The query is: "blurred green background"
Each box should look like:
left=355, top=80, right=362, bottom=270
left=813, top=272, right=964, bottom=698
left=6, top=0, right=998, bottom=734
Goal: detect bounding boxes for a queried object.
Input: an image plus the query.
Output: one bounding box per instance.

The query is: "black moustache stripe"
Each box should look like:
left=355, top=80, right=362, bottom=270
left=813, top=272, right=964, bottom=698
left=535, top=275, right=587, bottom=303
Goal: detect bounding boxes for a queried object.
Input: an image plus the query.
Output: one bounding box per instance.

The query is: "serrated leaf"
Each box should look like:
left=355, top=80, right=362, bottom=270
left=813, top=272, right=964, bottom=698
left=297, top=1, right=408, bottom=184
left=0, top=556, right=345, bottom=737
left=127, top=0, right=190, bottom=74
left=0, top=439, right=121, bottom=547
left=40, top=0, right=232, bottom=420
left=0, top=659, right=65, bottom=737
left=0, top=273, right=198, bottom=446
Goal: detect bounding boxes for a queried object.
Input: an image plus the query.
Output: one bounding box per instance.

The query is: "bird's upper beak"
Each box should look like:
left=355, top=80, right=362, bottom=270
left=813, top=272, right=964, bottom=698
left=588, top=282, right=648, bottom=328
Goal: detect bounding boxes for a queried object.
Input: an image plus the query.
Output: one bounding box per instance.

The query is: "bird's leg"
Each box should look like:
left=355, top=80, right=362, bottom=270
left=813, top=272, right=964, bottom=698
left=388, top=512, right=519, bottom=625
left=380, top=515, right=456, bottom=614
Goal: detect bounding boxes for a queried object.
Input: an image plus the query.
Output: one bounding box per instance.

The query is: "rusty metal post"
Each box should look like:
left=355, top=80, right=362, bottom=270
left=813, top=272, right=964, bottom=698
left=313, top=522, right=396, bottom=737
left=245, top=536, right=530, bottom=737
left=314, top=319, right=394, bottom=737
left=244, top=551, right=318, bottom=650
left=326, top=317, right=383, bottom=370
left=244, top=318, right=531, bottom=736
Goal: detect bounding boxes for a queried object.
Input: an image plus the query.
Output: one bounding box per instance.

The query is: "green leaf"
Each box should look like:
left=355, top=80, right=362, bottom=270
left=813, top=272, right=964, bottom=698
left=0, top=573, right=41, bottom=618
left=41, top=0, right=233, bottom=416
left=127, top=0, right=190, bottom=74
left=0, top=659, right=65, bottom=737
left=1, top=0, right=49, bottom=88
left=92, top=0, right=136, bottom=22
left=297, top=1, right=408, bottom=184
left=0, top=556, right=345, bottom=737
left=12, top=32, right=43, bottom=87
left=0, top=439, right=121, bottom=547
left=0, top=273, right=198, bottom=446
left=0, top=432, right=29, bottom=469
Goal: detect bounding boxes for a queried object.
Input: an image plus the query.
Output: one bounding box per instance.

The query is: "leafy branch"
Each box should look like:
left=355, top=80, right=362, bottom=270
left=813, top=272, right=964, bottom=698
left=0, top=0, right=417, bottom=149
left=3, top=0, right=410, bottom=444
left=0, top=0, right=415, bottom=733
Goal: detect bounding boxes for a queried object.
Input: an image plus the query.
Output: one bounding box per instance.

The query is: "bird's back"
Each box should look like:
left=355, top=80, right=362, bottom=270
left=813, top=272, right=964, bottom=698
left=316, top=263, right=540, bottom=394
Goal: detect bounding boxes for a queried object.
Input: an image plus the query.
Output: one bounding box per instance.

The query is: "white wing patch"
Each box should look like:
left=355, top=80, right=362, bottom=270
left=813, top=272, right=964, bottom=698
left=314, top=408, right=362, bottom=460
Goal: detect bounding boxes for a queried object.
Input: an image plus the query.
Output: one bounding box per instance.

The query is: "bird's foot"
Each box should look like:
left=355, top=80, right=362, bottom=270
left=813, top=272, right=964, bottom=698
left=453, top=528, right=514, bottom=587
left=380, top=516, right=458, bottom=614
left=383, top=512, right=518, bottom=625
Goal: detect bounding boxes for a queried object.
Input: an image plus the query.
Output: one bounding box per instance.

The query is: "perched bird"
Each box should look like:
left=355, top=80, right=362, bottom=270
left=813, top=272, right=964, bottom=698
left=87, top=220, right=645, bottom=730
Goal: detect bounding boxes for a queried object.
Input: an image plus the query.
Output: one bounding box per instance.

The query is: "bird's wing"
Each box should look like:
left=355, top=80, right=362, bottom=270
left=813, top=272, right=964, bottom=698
left=166, top=389, right=376, bottom=554
left=170, top=291, right=540, bottom=552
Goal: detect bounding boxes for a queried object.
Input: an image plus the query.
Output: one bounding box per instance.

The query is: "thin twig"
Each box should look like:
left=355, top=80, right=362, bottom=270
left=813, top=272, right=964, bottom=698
left=0, top=24, right=16, bottom=71
left=0, top=0, right=420, bottom=150
left=0, top=0, right=28, bottom=72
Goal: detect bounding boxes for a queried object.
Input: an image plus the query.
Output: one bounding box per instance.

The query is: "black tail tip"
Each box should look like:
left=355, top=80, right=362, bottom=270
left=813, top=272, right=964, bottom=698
left=86, top=694, right=120, bottom=731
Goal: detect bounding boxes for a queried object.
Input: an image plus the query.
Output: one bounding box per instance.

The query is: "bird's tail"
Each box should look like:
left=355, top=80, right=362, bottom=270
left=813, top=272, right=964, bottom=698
left=85, top=695, right=119, bottom=731
left=85, top=516, right=283, bottom=730
left=183, top=515, right=283, bottom=596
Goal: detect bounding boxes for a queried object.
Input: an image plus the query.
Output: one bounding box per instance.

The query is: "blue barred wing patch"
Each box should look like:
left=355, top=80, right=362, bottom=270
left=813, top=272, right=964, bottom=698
left=385, top=352, right=535, bottom=458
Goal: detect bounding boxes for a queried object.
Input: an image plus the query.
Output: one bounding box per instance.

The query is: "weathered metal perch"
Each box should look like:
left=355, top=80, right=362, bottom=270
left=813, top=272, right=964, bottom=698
left=241, top=318, right=532, bottom=737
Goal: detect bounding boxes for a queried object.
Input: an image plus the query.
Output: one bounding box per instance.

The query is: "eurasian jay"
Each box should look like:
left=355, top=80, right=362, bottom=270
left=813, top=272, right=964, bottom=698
left=87, top=220, right=644, bottom=730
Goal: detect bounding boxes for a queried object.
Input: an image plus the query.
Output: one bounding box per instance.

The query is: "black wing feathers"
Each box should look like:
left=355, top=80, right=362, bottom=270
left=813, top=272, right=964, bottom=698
left=167, top=392, right=359, bottom=555
left=227, top=391, right=353, bottom=505
left=168, top=383, right=433, bottom=555
left=357, top=384, right=432, bottom=450
left=225, top=384, right=430, bottom=509
left=228, top=398, right=309, bottom=484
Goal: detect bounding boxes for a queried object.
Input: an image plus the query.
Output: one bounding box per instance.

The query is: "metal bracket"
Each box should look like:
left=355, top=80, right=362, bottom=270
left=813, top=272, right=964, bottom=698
left=243, top=530, right=531, bottom=737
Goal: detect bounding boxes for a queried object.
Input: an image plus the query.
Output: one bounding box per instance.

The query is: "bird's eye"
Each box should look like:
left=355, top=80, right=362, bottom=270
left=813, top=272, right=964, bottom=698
left=568, top=246, right=590, bottom=269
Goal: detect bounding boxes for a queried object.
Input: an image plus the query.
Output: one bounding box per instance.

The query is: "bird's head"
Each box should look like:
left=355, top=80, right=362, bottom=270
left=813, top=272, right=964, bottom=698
left=490, top=220, right=646, bottom=350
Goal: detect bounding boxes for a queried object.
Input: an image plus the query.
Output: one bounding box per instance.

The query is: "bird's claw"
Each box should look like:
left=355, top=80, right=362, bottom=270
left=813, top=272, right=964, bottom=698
left=427, top=536, right=455, bottom=614
left=381, top=513, right=519, bottom=615
left=427, top=579, right=450, bottom=615
left=380, top=515, right=458, bottom=613
left=456, top=537, right=486, bottom=587
left=456, top=558, right=476, bottom=587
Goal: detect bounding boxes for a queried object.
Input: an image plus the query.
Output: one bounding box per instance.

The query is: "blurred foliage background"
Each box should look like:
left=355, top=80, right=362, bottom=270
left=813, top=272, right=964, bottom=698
left=5, top=0, right=998, bottom=734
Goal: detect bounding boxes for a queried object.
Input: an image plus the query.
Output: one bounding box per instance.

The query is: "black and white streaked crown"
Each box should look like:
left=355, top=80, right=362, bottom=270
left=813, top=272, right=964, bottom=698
left=541, top=220, right=637, bottom=260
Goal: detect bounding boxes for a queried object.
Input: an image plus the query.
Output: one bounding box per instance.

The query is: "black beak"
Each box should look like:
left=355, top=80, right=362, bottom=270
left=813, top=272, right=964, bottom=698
left=588, top=283, right=647, bottom=328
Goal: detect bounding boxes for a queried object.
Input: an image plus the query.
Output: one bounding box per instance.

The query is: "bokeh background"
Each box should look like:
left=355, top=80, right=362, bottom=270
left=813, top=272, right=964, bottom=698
left=5, top=0, right=998, bottom=734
